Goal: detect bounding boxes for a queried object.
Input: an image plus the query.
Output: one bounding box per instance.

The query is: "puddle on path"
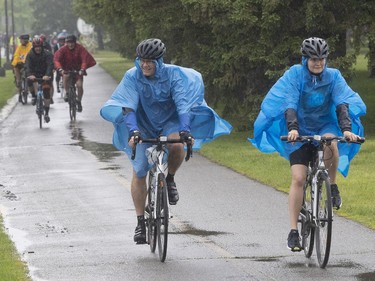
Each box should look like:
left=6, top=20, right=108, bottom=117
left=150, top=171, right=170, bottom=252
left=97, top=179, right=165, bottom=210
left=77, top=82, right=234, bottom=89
left=68, top=124, right=122, bottom=167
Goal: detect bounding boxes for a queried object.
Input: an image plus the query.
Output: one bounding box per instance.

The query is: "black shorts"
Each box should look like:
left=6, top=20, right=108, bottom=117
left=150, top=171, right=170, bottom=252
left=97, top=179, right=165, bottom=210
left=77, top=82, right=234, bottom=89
left=289, top=143, right=317, bottom=166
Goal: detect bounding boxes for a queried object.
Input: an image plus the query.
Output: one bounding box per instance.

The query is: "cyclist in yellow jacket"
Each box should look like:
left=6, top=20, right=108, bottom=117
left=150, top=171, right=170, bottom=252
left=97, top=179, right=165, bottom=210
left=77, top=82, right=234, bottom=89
left=11, top=34, right=33, bottom=102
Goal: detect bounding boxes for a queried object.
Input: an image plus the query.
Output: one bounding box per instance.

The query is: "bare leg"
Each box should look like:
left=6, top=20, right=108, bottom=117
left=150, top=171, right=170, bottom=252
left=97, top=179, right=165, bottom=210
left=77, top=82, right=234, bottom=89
left=167, top=132, right=185, bottom=174
left=131, top=170, right=147, bottom=216
left=323, top=133, right=338, bottom=184
left=289, top=164, right=307, bottom=230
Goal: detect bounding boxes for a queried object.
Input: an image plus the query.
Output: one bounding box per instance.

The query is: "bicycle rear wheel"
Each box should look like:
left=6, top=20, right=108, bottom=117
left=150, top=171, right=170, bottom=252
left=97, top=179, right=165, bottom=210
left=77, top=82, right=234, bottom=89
left=156, top=173, right=169, bottom=262
left=315, top=176, right=332, bottom=268
left=300, top=183, right=315, bottom=258
left=146, top=172, right=157, bottom=253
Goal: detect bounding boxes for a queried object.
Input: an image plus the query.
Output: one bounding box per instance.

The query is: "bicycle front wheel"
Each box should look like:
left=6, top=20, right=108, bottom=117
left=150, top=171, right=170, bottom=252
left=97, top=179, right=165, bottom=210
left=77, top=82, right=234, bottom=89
left=69, top=88, right=76, bottom=121
left=22, top=88, right=28, bottom=105
left=37, top=97, right=43, bottom=129
left=301, top=183, right=315, bottom=258
left=156, top=173, right=169, bottom=262
left=21, top=77, right=27, bottom=105
left=146, top=172, right=157, bottom=253
left=315, top=175, right=332, bottom=268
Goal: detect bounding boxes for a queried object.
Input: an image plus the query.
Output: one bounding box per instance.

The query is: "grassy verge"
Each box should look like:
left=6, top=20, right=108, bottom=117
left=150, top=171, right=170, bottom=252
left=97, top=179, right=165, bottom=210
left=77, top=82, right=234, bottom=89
left=0, top=72, right=30, bottom=279
left=94, top=50, right=375, bottom=230
left=0, top=70, right=16, bottom=108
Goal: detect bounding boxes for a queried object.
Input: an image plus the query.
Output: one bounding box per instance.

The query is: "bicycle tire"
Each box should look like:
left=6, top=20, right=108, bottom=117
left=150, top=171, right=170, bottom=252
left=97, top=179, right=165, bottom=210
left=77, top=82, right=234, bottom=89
left=69, top=87, right=76, bottom=121
left=301, top=182, right=315, bottom=258
left=37, top=97, right=43, bottom=129
left=146, top=171, right=157, bottom=253
left=156, top=173, right=168, bottom=262
left=59, top=80, right=64, bottom=98
left=315, top=175, right=332, bottom=268
left=21, top=74, right=27, bottom=105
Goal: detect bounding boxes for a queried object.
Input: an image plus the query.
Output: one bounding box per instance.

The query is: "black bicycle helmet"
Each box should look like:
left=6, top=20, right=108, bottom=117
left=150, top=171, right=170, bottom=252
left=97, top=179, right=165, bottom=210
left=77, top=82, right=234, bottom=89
left=19, top=34, right=30, bottom=40
left=65, top=34, right=77, bottom=43
left=301, top=37, right=329, bottom=59
left=136, top=38, right=166, bottom=59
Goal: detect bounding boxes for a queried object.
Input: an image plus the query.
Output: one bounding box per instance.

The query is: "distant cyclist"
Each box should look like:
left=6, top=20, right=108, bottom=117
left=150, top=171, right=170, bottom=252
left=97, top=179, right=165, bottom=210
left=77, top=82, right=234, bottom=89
left=250, top=37, right=366, bottom=252
left=100, top=38, right=232, bottom=244
left=39, top=34, right=52, bottom=52
left=25, top=37, right=54, bottom=123
left=11, top=34, right=33, bottom=103
left=54, top=34, right=96, bottom=112
left=53, top=33, right=66, bottom=93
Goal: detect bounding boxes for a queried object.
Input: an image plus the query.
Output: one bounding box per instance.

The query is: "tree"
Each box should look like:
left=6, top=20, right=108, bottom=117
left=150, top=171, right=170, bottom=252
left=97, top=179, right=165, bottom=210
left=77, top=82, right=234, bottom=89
left=72, top=0, right=372, bottom=126
left=30, top=0, right=78, bottom=35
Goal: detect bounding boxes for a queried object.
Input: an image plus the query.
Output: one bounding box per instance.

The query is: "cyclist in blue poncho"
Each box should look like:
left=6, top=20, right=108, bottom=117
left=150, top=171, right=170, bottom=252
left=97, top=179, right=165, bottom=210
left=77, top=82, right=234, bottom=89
left=100, top=38, right=232, bottom=244
left=249, top=37, right=366, bottom=251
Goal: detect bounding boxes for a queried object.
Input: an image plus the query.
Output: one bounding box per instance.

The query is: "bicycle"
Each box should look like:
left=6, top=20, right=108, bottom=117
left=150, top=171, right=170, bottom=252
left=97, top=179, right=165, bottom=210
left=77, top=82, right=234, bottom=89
left=65, top=70, right=78, bottom=121
left=14, top=64, right=28, bottom=104
left=132, top=135, right=193, bottom=262
left=32, top=78, right=46, bottom=129
left=281, top=135, right=365, bottom=268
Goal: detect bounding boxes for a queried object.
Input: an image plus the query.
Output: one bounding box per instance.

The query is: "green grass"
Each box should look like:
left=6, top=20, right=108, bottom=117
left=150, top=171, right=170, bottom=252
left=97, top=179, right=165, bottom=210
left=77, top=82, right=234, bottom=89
left=93, top=50, right=375, bottom=230
left=0, top=70, right=17, bottom=108
left=0, top=220, right=30, bottom=280
left=95, top=50, right=134, bottom=82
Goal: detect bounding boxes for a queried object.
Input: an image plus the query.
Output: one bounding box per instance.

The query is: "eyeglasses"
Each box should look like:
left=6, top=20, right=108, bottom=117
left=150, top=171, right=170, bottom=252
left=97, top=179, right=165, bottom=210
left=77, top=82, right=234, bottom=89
left=140, top=59, right=154, bottom=66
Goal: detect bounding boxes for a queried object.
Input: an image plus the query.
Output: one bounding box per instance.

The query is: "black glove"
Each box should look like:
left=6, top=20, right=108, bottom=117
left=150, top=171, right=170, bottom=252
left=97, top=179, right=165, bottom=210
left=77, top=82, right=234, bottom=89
left=79, top=69, right=87, bottom=76
left=179, top=131, right=193, bottom=142
left=129, top=130, right=142, bottom=144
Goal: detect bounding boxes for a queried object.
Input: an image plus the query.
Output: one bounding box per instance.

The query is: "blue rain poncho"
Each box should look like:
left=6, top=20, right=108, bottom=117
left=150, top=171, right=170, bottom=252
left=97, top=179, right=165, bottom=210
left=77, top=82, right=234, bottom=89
left=100, top=57, right=232, bottom=176
left=249, top=58, right=366, bottom=177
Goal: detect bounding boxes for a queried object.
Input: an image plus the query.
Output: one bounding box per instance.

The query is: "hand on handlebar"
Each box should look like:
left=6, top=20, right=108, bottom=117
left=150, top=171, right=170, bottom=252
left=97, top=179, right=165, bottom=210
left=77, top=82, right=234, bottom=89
left=27, top=75, right=36, bottom=81
left=179, top=131, right=194, bottom=144
left=287, top=129, right=299, bottom=142
left=343, top=131, right=359, bottom=142
left=128, top=130, right=142, bottom=149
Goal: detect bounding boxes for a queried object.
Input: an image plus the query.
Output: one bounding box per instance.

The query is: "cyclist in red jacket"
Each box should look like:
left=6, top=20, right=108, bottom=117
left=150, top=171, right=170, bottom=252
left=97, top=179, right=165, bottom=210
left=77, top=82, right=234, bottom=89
left=54, top=34, right=96, bottom=112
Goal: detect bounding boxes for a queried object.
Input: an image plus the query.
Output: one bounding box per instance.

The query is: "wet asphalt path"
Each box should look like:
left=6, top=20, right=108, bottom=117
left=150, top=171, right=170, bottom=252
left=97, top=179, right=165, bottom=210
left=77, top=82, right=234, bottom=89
left=0, top=65, right=374, bottom=281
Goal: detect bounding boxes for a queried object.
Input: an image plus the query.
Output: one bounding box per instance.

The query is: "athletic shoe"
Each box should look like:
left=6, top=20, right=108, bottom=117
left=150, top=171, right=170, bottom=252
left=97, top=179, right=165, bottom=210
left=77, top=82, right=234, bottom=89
left=133, top=221, right=146, bottom=244
left=287, top=229, right=303, bottom=252
left=77, top=101, right=82, bottom=112
left=331, top=184, right=342, bottom=210
left=167, top=180, right=179, bottom=205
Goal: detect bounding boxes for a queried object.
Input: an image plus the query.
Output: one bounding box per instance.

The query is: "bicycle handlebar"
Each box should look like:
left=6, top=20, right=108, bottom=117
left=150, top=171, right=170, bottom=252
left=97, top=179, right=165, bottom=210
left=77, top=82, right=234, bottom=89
left=280, top=135, right=365, bottom=144
left=28, top=77, right=51, bottom=84
left=131, top=136, right=193, bottom=161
